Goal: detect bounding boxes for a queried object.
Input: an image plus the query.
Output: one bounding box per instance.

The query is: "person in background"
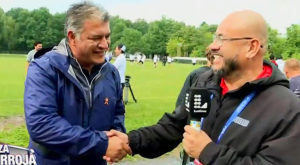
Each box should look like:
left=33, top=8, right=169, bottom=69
left=153, top=54, right=158, bottom=68
left=162, top=56, right=167, bottom=66
left=175, top=48, right=213, bottom=107
left=105, top=51, right=113, bottom=62
left=114, top=44, right=127, bottom=89
left=129, top=54, right=135, bottom=63
left=138, top=53, right=144, bottom=64
left=26, top=41, right=42, bottom=70
left=24, top=2, right=130, bottom=165
left=141, top=54, right=146, bottom=64
left=105, top=10, right=300, bottom=165
left=192, top=57, right=197, bottom=65
left=276, top=55, right=285, bottom=73
left=136, top=53, right=141, bottom=63
left=269, top=54, right=278, bottom=67
left=284, top=58, right=300, bottom=97
left=33, top=47, right=53, bottom=60
left=167, top=56, right=172, bottom=64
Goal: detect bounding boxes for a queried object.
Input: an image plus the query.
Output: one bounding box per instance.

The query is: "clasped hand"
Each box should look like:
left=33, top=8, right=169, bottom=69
left=103, top=130, right=131, bottom=163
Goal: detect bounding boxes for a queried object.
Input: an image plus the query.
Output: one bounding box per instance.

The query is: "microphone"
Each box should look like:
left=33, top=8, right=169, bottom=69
left=184, top=87, right=211, bottom=165
left=185, top=87, right=211, bottom=128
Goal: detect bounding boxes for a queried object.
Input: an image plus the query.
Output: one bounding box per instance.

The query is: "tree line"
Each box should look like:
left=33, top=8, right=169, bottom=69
left=0, top=7, right=299, bottom=59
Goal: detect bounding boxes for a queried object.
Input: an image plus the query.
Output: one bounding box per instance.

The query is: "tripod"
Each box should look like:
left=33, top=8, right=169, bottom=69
left=124, top=75, right=137, bottom=104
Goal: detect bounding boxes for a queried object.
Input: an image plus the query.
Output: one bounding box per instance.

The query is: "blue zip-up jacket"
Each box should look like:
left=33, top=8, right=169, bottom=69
left=24, top=39, right=125, bottom=165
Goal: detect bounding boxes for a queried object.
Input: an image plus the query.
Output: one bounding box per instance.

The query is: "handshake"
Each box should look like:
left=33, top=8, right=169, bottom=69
left=103, top=130, right=131, bottom=163
left=102, top=126, right=213, bottom=164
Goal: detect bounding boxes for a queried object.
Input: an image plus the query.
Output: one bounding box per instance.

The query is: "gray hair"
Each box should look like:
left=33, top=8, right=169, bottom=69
left=64, top=1, right=110, bottom=37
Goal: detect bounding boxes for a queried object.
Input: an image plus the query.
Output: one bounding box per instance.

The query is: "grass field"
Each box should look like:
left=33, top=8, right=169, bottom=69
left=0, top=54, right=27, bottom=117
left=0, top=54, right=200, bottom=149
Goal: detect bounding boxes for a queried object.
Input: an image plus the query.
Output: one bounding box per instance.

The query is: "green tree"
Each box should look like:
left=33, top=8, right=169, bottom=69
left=143, top=17, right=184, bottom=55
left=190, top=24, right=214, bottom=57
left=199, top=22, right=217, bottom=33
left=0, top=8, right=17, bottom=52
left=1, top=6, right=296, bottom=57
left=113, top=28, right=143, bottom=54
left=3, top=16, right=17, bottom=52
left=267, top=26, right=286, bottom=58
left=166, top=37, right=184, bottom=57
left=110, top=16, right=128, bottom=50
left=25, top=8, right=52, bottom=48
left=45, top=13, right=66, bottom=47
left=6, top=8, right=31, bottom=51
left=0, top=8, right=6, bottom=50
left=140, top=33, right=152, bottom=56
left=170, top=23, right=213, bottom=57
left=131, top=19, right=149, bottom=34
left=284, top=24, right=300, bottom=59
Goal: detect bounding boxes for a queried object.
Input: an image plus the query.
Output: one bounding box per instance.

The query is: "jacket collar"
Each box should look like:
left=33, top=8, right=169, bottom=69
left=193, top=60, right=289, bottom=98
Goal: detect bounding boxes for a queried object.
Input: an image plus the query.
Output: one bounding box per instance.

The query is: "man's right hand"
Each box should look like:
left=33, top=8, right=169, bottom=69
left=103, top=130, right=132, bottom=163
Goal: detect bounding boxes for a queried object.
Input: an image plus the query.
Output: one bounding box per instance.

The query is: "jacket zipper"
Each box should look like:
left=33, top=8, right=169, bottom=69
left=89, top=62, right=107, bottom=107
left=74, top=59, right=92, bottom=108
left=73, top=59, right=107, bottom=108
left=73, top=58, right=107, bottom=127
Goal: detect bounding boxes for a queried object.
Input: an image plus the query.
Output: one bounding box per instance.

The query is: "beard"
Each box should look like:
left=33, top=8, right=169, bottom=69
left=214, top=54, right=240, bottom=77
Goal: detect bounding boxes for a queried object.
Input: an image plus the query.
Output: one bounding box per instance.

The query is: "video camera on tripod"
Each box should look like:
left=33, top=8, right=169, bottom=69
left=125, top=75, right=131, bottom=85
left=124, top=75, right=137, bottom=104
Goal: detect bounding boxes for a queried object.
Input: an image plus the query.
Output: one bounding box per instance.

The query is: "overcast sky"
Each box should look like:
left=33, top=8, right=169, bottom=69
left=0, top=0, right=299, bottom=34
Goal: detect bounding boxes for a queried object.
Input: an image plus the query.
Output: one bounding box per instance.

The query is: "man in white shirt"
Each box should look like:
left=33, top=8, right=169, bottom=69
left=167, top=56, right=172, bottom=64
left=192, top=57, right=197, bottom=65
left=141, top=54, right=146, bottom=64
left=114, top=44, right=127, bottom=89
left=153, top=55, right=158, bottom=68
left=26, top=41, right=42, bottom=70
left=276, top=56, right=285, bottom=73
left=105, top=51, right=113, bottom=62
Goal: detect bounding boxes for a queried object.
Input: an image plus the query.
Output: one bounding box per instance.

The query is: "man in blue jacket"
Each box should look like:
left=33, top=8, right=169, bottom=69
left=24, top=2, right=131, bottom=165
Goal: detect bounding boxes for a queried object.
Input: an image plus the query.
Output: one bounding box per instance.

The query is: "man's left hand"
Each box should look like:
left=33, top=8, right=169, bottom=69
left=183, top=125, right=212, bottom=159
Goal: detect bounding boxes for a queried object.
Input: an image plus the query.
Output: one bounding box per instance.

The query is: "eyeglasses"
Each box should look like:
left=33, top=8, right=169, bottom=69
left=213, top=34, right=254, bottom=46
left=213, top=34, right=264, bottom=48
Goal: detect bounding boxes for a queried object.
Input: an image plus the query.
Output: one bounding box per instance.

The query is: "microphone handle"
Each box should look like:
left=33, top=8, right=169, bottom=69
left=189, top=120, right=202, bottom=164
left=181, top=120, right=202, bottom=165
left=190, top=120, right=201, bottom=131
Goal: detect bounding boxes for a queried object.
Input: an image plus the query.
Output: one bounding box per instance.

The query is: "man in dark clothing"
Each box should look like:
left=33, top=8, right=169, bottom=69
left=106, top=10, right=300, bottom=164
left=162, top=56, right=167, bottom=66
left=269, top=54, right=278, bottom=67
left=176, top=49, right=213, bottom=107
left=284, top=58, right=300, bottom=98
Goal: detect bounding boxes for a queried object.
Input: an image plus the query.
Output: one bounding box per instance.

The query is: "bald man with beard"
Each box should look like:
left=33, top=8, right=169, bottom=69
left=106, top=10, right=300, bottom=164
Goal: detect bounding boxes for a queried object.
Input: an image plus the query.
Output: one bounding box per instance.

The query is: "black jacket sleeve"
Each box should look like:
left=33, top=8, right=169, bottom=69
left=128, top=105, right=188, bottom=158
left=128, top=66, right=211, bottom=158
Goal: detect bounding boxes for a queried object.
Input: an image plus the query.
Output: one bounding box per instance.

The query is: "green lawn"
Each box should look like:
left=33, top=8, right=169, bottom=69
left=0, top=54, right=27, bottom=117
left=0, top=54, right=200, bottom=148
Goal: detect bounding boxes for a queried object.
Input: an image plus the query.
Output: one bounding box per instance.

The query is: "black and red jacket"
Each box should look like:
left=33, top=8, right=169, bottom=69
left=128, top=60, right=300, bottom=164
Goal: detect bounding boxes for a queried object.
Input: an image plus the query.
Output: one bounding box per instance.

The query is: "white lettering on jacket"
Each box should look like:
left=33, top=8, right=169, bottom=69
left=234, top=116, right=250, bottom=127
